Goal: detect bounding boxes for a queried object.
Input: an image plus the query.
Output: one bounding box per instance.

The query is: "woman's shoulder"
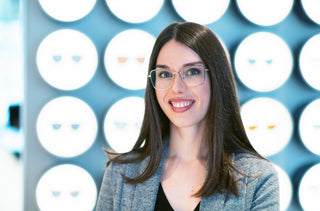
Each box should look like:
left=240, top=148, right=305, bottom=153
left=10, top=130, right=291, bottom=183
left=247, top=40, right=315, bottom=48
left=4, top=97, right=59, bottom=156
left=233, top=153, right=276, bottom=176
left=107, top=153, right=151, bottom=177
left=229, top=155, right=279, bottom=210
left=108, top=139, right=168, bottom=174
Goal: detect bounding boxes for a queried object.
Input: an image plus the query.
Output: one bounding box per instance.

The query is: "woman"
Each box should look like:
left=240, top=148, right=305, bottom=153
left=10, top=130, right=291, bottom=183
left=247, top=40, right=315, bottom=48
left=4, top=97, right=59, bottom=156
left=96, top=22, right=279, bottom=211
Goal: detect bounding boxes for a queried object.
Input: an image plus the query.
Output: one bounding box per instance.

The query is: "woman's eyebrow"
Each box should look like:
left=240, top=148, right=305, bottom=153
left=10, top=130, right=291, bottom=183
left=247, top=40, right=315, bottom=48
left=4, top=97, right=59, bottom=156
left=183, top=61, right=204, bottom=67
left=155, top=64, right=169, bottom=69
left=155, top=61, right=204, bottom=69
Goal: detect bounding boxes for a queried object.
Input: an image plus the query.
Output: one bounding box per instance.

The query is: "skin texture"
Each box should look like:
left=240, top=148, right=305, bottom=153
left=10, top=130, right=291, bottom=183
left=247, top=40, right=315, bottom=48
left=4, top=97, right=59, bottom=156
left=155, top=39, right=211, bottom=210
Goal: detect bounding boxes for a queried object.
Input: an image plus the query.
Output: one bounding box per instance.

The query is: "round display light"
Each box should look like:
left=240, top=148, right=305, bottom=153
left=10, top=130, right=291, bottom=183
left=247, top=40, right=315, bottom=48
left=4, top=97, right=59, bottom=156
left=38, top=0, right=96, bottom=22
left=236, top=0, right=294, bottom=26
left=104, top=29, right=155, bottom=90
left=37, top=29, right=98, bottom=91
left=36, top=96, right=98, bottom=158
left=106, top=0, right=164, bottom=23
left=104, top=97, right=144, bottom=153
left=241, top=97, right=293, bottom=157
left=36, top=164, right=97, bottom=211
left=234, top=32, right=293, bottom=92
left=299, top=163, right=320, bottom=211
left=299, top=98, right=320, bottom=155
left=172, top=0, right=230, bottom=25
left=301, top=0, right=320, bottom=25
left=299, top=34, right=320, bottom=91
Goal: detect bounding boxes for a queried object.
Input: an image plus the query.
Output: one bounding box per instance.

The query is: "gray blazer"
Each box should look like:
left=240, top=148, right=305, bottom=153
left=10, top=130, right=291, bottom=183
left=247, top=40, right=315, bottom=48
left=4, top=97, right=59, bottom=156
left=96, top=143, right=279, bottom=211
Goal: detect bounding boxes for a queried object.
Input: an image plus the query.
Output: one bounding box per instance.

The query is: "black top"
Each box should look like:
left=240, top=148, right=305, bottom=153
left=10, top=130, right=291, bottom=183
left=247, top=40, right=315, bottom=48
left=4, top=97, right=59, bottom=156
left=154, top=183, right=200, bottom=211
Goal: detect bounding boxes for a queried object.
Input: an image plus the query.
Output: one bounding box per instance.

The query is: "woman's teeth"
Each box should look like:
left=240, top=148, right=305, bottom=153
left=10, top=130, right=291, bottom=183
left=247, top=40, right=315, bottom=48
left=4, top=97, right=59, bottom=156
left=171, top=101, right=193, bottom=108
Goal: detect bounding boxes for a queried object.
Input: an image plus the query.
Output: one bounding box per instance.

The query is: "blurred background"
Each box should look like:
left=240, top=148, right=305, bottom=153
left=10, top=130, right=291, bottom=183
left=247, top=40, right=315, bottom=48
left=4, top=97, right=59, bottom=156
left=1, top=0, right=320, bottom=210
left=0, top=0, right=23, bottom=210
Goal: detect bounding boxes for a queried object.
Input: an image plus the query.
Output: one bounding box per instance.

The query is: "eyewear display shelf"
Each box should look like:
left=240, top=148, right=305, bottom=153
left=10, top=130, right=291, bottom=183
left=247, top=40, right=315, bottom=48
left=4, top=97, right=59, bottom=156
left=23, top=0, right=320, bottom=210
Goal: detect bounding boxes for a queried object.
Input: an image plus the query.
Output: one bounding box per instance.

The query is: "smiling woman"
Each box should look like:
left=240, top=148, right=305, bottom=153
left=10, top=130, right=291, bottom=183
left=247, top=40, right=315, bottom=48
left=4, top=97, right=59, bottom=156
left=96, top=22, right=280, bottom=211
left=153, top=40, right=211, bottom=131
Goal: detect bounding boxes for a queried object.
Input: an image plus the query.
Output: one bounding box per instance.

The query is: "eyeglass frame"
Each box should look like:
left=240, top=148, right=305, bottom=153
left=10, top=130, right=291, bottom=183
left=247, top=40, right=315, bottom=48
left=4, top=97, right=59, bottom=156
left=148, top=63, right=209, bottom=90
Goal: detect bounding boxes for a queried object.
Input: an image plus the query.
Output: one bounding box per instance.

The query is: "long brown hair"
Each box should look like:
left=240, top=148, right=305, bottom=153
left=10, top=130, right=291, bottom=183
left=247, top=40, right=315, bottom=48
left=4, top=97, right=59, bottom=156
left=106, top=22, right=262, bottom=197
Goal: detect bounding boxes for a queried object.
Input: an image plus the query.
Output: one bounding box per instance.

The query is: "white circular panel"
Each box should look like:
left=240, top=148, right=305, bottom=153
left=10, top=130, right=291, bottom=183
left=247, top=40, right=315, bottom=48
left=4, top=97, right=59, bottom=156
left=104, top=30, right=155, bottom=90
left=301, top=0, right=320, bottom=25
left=234, top=32, right=293, bottom=92
left=241, top=98, right=293, bottom=157
left=299, top=34, right=320, bottom=91
left=106, top=0, right=164, bottom=23
left=37, top=29, right=98, bottom=91
left=273, top=164, right=292, bottom=211
left=104, top=97, right=144, bottom=153
left=36, top=96, right=98, bottom=158
left=299, top=163, right=320, bottom=211
left=36, top=164, right=97, bottom=211
left=172, top=0, right=230, bottom=25
left=38, top=0, right=96, bottom=22
left=299, top=99, right=320, bottom=155
left=236, top=0, right=294, bottom=26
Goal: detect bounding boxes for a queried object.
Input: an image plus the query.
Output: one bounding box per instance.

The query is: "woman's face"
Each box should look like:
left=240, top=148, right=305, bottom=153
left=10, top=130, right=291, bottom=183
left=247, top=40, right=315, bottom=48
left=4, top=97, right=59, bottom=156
left=155, top=40, right=211, bottom=129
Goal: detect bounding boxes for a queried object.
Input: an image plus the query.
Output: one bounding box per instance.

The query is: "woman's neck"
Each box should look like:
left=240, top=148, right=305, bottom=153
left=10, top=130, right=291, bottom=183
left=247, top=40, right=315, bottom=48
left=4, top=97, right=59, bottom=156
left=167, top=123, right=207, bottom=162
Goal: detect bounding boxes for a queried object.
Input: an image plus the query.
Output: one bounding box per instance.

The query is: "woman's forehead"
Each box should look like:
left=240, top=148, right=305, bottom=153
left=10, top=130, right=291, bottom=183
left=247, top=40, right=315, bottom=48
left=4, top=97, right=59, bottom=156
left=156, top=40, right=203, bottom=69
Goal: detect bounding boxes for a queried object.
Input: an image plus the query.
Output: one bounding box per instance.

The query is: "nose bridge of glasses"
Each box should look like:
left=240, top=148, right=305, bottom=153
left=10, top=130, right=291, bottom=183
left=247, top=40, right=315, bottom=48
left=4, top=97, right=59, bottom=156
left=171, top=71, right=187, bottom=89
left=173, top=71, right=185, bottom=80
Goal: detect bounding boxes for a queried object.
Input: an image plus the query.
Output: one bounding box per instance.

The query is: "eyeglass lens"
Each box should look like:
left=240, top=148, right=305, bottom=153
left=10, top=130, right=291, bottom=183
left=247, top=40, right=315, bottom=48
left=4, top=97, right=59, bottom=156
left=150, top=65, right=206, bottom=89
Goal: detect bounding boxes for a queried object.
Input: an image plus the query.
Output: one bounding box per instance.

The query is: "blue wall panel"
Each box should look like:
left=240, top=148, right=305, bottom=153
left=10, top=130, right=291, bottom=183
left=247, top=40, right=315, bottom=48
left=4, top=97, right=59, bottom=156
left=23, top=0, right=320, bottom=210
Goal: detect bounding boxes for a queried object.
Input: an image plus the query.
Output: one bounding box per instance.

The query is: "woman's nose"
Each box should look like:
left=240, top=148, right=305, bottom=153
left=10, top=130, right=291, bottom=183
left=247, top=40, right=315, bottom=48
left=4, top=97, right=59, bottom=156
left=171, top=73, right=187, bottom=92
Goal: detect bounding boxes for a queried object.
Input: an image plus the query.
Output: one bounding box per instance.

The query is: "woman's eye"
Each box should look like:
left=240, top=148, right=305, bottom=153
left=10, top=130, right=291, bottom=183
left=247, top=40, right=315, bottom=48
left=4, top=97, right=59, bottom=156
left=187, top=68, right=201, bottom=76
left=158, top=71, right=172, bottom=78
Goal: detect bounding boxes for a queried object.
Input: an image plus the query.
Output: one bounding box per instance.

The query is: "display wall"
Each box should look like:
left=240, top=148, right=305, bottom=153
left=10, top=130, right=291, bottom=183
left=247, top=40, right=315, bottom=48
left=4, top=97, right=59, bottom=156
left=23, top=0, right=320, bottom=210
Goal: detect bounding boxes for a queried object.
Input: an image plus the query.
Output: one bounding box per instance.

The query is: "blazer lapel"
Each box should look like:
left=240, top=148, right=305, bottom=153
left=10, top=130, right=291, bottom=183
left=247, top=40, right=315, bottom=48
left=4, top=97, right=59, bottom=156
left=132, top=140, right=169, bottom=210
left=131, top=166, right=162, bottom=210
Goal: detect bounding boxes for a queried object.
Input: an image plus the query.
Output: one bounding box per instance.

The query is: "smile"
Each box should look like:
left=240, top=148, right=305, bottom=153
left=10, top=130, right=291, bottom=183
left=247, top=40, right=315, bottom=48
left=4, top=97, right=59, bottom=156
left=169, top=99, right=194, bottom=112
left=171, top=101, right=193, bottom=108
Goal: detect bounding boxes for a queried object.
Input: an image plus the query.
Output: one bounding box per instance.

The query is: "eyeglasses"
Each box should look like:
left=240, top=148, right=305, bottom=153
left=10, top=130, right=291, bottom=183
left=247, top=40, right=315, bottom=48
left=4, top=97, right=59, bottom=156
left=148, top=64, right=209, bottom=90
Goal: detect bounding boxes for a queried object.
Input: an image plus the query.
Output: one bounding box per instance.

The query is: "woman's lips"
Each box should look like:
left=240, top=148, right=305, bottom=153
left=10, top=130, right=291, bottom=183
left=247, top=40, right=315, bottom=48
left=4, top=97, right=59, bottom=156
left=169, top=99, right=194, bottom=113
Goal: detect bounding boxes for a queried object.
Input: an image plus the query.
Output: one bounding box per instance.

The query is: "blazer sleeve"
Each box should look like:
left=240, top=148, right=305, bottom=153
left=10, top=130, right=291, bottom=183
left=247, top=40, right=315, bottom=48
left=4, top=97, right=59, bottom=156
left=246, top=160, right=280, bottom=211
left=96, top=163, right=114, bottom=211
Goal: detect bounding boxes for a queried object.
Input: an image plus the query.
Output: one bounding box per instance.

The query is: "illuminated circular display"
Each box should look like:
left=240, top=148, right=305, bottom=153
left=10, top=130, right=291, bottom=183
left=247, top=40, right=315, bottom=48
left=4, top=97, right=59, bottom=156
left=301, top=0, right=320, bottom=25
left=36, top=96, right=98, bottom=158
left=236, top=0, right=294, bottom=26
left=105, top=0, right=164, bottom=23
left=299, top=98, right=320, bottom=155
left=37, top=29, right=98, bottom=91
left=104, top=97, right=144, bottom=153
left=38, top=0, right=96, bottom=22
left=273, top=164, right=292, bottom=211
left=104, top=29, right=155, bottom=90
left=241, top=97, right=293, bottom=157
left=299, top=34, right=320, bottom=91
left=172, top=0, right=230, bottom=25
left=234, top=32, right=293, bottom=92
left=299, top=163, right=320, bottom=211
left=36, top=164, right=97, bottom=211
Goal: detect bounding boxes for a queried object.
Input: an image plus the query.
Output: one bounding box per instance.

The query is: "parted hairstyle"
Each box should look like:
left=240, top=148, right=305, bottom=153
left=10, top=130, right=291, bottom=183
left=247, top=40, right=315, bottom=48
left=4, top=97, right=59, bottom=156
left=106, top=22, right=262, bottom=198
